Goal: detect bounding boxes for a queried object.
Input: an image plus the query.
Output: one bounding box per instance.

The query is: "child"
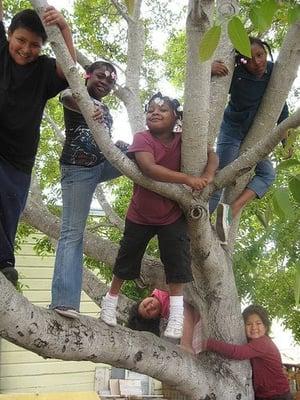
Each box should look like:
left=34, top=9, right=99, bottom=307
left=203, top=305, right=292, bottom=400
left=50, top=61, right=128, bottom=318
left=100, top=92, right=219, bottom=339
left=0, top=1, right=75, bottom=287
left=128, top=289, right=201, bottom=354
left=210, top=37, right=289, bottom=244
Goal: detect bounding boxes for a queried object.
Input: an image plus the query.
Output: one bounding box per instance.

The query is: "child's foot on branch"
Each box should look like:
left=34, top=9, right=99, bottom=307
left=216, top=203, right=232, bottom=245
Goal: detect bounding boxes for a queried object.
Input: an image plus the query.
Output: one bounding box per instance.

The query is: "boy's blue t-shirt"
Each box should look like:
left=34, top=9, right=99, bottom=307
left=220, top=61, right=289, bottom=140
left=0, top=21, right=68, bottom=174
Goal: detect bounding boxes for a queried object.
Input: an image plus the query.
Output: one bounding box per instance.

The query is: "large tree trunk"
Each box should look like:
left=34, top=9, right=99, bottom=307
left=1, top=0, right=299, bottom=398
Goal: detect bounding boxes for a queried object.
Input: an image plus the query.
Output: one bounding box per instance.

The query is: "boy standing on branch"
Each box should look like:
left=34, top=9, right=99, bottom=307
left=0, top=0, right=76, bottom=287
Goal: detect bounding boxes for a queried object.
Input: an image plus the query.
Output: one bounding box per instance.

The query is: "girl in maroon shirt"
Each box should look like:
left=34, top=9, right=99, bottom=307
left=203, top=305, right=292, bottom=400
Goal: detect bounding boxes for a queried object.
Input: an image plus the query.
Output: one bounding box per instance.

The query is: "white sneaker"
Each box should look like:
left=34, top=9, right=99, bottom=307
left=216, top=203, right=232, bottom=245
left=164, top=315, right=183, bottom=339
left=100, top=294, right=118, bottom=326
left=54, top=307, right=80, bottom=319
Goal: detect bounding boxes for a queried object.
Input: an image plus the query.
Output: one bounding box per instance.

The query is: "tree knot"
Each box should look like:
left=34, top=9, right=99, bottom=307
left=190, top=204, right=205, bottom=220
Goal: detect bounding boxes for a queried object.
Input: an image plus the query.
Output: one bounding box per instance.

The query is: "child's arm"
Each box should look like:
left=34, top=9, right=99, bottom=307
left=60, top=89, right=102, bottom=121
left=135, top=152, right=212, bottom=190
left=197, top=147, right=219, bottom=188
left=203, top=338, right=265, bottom=360
left=42, top=6, right=76, bottom=79
left=211, top=60, right=229, bottom=77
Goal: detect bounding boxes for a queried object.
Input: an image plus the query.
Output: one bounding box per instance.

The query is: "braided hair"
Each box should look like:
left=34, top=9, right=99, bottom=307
left=236, top=37, right=273, bottom=66
left=145, top=92, right=183, bottom=122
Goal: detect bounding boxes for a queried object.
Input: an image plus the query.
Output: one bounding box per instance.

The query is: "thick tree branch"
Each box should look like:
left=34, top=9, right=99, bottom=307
left=208, top=0, right=238, bottom=145
left=95, top=185, right=125, bottom=231
left=182, top=0, right=214, bottom=176
left=0, top=275, right=248, bottom=400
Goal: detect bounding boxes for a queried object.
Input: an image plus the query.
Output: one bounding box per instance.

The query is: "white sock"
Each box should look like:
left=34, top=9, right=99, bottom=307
left=169, top=295, right=184, bottom=317
left=106, top=292, right=119, bottom=303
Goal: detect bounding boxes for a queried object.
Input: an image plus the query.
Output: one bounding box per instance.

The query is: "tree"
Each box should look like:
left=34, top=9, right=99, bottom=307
left=1, top=0, right=300, bottom=399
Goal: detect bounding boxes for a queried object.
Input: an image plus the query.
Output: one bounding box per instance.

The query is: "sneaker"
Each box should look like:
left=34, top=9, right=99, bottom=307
left=1, top=267, right=19, bottom=288
left=164, top=315, right=183, bottom=339
left=216, top=203, right=232, bottom=245
left=54, top=306, right=80, bottom=319
left=100, top=294, right=118, bottom=326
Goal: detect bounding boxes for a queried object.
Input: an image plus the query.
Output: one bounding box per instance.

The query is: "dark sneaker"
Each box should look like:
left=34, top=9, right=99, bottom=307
left=216, top=203, right=233, bottom=245
left=1, top=267, right=19, bottom=287
left=54, top=306, right=80, bottom=319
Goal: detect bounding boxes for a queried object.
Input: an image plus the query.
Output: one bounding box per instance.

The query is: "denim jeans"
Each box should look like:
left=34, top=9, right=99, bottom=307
left=0, top=158, right=31, bottom=270
left=209, top=132, right=276, bottom=213
left=50, top=160, right=122, bottom=311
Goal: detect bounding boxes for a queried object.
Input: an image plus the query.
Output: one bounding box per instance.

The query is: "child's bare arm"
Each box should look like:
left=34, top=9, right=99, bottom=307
left=135, top=152, right=210, bottom=190
left=201, top=147, right=219, bottom=183
left=211, top=60, right=229, bottom=77
left=42, top=6, right=76, bottom=79
left=60, top=90, right=102, bottom=121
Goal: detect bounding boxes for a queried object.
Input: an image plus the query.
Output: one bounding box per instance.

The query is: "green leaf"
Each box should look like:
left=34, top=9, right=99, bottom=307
left=249, top=0, right=278, bottom=33
left=295, top=264, right=300, bottom=308
left=227, top=16, right=251, bottom=58
left=277, top=159, right=300, bottom=171
left=124, top=0, right=135, bottom=16
left=272, top=188, right=294, bottom=219
left=288, top=5, right=300, bottom=25
left=199, top=25, right=221, bottom=62
left=289, top=175, right=300, bottom=204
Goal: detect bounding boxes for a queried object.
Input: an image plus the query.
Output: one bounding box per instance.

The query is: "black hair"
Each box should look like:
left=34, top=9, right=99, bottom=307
left=235, top=36, right=273, bottom=66
left=127, top=302, right=160, bottom=337
left=9, top=9, right=47, bottom=44
left=145, top=92, right=183, bottom=122
left=242, top=304, right=271, bottom=336
left=85, top=61, right=117, bottom=75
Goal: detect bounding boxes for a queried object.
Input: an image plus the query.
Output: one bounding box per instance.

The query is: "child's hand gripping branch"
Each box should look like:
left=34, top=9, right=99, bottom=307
left=42, top=6, right=76, bottom=78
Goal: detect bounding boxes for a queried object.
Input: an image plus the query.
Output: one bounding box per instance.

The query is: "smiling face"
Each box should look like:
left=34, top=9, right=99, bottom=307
left=244, top=42, right=267, bottom=77
left=138, top=296, right=162, bottom=319
left=146, top=99, right=177, bottom=135
left=245, top=313, right=267, bottom=340
left=8, top=27, right=43, bottom=65
left=86, top=66, right=116, bottom=99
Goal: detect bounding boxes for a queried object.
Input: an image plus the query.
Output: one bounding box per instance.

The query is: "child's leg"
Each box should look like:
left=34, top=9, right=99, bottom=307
left=100, top=219, right=155, bottom=326
left=230, top=158, right=275, bottom=217
left=158, top=217, right=193, bottom=339
left=165, top=283, right=184, bottom=339
left=0, top=160, right=31, bottom=287
left=51, top=165, right=98, bottom=313
left=180, top=302, right=199, bottom=353
left=101, top=275, right=124, bottom=327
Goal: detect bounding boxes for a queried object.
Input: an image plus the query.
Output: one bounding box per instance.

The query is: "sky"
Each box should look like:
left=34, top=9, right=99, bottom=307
left=47, top=0, right=300, bottom=356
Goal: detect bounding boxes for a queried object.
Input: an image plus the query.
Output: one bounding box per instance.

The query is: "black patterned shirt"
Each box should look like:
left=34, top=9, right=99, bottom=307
left=60, top=89, right=113, bottom=167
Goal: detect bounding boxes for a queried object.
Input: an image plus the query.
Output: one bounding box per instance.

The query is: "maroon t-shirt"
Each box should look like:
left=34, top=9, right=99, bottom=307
left=126, top=130, right=183, bottom=225
left=207, top=336, right=290, bottom=398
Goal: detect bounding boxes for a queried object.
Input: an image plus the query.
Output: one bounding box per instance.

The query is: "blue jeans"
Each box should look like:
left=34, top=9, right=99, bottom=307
left=0, top=158, right=31, bottom=271
left=209, top=133, right=276, bottom=213
left=50, top=160, right=122, bottom=311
